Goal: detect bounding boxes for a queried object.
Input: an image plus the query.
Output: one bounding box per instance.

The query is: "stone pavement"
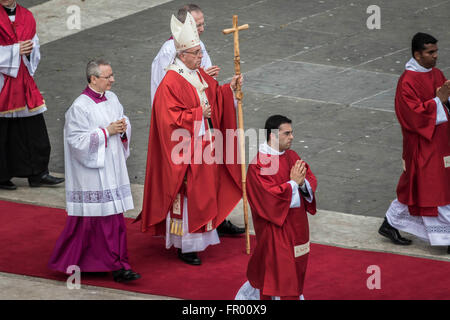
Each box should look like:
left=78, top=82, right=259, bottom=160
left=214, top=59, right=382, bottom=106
left=1, top=0, right=450, bottom=299
left=28, top=0, right=450, bottom=218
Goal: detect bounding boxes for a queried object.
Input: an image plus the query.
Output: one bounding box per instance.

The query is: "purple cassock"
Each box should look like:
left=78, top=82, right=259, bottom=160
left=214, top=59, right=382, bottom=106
left=48, top=214, right=131, bottom=273
left=48, top=86, right=134, bottom=274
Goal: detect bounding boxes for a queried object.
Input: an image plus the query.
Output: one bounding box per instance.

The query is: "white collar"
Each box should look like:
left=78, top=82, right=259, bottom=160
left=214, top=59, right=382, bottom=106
left=88, top=85, right=105, bottom=97
left=4, top=2, right=16, bottom=10
left=405, top=57, right=432, bottom=73
left=175, top=58, right=198, bottom=74
left=259, top=142, right=285, bottom=155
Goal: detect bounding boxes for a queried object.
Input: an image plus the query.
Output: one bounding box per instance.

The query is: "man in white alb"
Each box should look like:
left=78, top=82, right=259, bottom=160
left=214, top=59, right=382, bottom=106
left=48, top=59, right=140, bottom=283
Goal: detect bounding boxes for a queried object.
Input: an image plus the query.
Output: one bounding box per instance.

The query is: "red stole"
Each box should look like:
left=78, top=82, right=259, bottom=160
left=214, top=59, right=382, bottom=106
left=0, top=4, right=44, bottom=114
left=136, top=68, right=242, bottom=235
left=395, top=68, right=450, bottom=216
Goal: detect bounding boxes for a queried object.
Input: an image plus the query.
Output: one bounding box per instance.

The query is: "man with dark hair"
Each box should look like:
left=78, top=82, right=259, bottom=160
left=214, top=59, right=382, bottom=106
left=150, top=3, right=220, bottom=105
left=379, top=32, right=450, bottom=254
left=411, top=32, right=437, bottom=58
left=48, top=59, right=140, bottom=283
left=236, top=115, right=317, bottom=300
left=0, top=0, right=64, bottom=190
left=264, top=114, right=292, bottom=142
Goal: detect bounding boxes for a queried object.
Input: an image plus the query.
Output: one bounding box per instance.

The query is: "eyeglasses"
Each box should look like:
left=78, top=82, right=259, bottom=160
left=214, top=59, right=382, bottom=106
left=196, top=22, right=206, bottom=29
left=97, top=74, right=114, bottom=80
left=183, top=49, right=202, bottom=56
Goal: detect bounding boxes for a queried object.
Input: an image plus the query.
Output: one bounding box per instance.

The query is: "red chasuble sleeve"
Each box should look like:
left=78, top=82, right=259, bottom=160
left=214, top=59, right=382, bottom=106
left=246, top=150, right=316, bottom=227
left=200, top=68, right=242, bottom=227
left=288, top=150, right=318, bottom=216
left=137, top=69, right=241, bottom=234
left=200, top=68, right=242, bottom=192
left=247, top=165, right=292, bottom=228
left=395, top=71, right=440, bottom=141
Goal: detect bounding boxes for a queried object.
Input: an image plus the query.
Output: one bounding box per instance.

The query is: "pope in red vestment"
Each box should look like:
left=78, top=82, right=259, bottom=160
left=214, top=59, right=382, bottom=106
left=137, top=11, right=244, bottom=265
left=137, top=65, right=242, bottom=235
left=237, top=116, right=317, bottom=300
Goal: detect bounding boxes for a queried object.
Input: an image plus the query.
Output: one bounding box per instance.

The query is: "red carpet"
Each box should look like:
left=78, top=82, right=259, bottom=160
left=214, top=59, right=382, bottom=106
left=0, top=200, right=449, bottom=300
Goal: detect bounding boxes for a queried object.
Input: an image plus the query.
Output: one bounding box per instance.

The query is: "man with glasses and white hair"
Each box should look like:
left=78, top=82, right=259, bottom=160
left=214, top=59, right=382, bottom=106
left=150, top=3, right=220, bottom=105
left=48, top=59, right=140, bottom=283
left=138, top=12, right=243, bottom=265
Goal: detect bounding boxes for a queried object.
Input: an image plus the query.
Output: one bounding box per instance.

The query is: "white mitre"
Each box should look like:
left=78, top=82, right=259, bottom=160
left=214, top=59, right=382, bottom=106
left=170, top=12, right=200, bottom=51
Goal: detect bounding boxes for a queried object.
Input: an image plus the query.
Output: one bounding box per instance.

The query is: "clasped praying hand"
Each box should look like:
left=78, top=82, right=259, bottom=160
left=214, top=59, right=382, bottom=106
left=107, top=118, right=127, bottom=136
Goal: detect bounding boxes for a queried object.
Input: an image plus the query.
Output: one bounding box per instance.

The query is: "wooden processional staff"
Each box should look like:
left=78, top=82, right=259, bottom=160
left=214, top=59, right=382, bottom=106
left=223, top=16, right=250, bottom=254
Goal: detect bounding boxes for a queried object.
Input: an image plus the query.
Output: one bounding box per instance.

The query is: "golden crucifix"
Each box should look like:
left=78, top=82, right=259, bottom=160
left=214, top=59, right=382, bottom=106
left=223, top=16, right=250, bottom=254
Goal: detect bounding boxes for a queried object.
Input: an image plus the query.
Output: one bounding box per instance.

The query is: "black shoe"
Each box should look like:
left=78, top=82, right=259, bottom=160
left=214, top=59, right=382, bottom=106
left=217, top=220, right=245, bottom=236
left=378, top=218, right=412, bottom=245
left=447, top=246, right=450, bottom=254
left=177, top=249, right=201, bottom=265
left=112, top=268, right=141, bottom=283
left=28, top=173, right=65, bottom=187
left=0, top=180, right=17, bottom=190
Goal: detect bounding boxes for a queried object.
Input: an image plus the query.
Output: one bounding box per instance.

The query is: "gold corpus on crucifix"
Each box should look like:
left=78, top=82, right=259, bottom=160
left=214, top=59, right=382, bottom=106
left=223, top=16, right=250, bottom=254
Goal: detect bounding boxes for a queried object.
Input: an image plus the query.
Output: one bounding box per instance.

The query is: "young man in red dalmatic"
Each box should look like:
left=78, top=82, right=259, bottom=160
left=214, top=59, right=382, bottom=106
left=0, top=0, right=64, bottom=190
left=235, top=115, right=317, bottom=300
left=379, top=32, right=450, bottom=254
left=137, top=12, right=244, bottom=265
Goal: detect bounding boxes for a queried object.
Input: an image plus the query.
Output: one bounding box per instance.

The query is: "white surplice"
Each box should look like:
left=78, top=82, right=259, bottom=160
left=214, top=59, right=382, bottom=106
left=0, top=13, right=47, bottom=118
left=64, top=91, right=134, bottom=217
left=150, top=38, right=212, bottom=106
left=385, top=58, right=450, bottom=246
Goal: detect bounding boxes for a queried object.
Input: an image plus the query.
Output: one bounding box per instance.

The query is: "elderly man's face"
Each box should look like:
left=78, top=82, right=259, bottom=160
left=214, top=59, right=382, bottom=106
left=91, top=64, right=115, bottom=92
left=0, top=0, right=16, bottom=8
left=190, top=10, right=205, bottom=35
left=180, top=45, right=203, bottom=70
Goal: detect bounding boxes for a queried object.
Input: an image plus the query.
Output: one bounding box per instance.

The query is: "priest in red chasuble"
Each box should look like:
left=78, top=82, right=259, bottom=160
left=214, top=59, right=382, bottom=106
left=137, top=12, right=243, bottom=265
left=379, top=32, right=450, bottom=254
left=236, top=115, right=317, bottom=300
